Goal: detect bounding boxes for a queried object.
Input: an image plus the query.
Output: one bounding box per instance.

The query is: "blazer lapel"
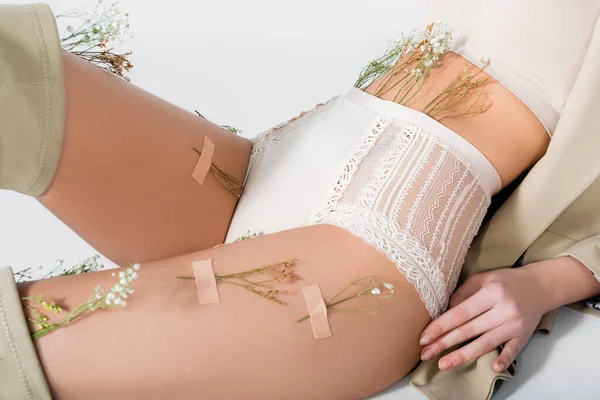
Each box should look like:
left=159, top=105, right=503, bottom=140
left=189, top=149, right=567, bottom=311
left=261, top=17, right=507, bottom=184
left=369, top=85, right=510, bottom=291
left=465, top=17, right=600, bottom=275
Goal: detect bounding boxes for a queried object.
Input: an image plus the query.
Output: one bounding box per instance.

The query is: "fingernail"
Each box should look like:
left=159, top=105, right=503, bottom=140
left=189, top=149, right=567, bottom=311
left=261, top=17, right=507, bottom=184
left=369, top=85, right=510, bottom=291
left=419, top=333, right=433, bottom=345
left=494, top=362, right=505, bottom=372
left=421, top=348, right=436, bottom=361
left=439, top=359, right=454, bottom=370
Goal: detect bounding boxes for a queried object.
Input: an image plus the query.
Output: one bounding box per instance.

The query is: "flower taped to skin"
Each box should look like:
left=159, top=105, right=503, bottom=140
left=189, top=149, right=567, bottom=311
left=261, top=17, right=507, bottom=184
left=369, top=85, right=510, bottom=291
left=192, top=146, right=243, bottom=198
left=296, top=276, right=395, bottom=323
left=23, top=263, right=141, bottom=340
left=176, top=260, right=299, bottom=304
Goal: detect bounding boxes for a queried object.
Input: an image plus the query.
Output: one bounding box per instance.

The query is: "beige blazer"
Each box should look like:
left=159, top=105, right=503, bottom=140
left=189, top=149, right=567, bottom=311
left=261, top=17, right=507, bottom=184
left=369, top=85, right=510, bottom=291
left=409, top=15, right=600, bottom=400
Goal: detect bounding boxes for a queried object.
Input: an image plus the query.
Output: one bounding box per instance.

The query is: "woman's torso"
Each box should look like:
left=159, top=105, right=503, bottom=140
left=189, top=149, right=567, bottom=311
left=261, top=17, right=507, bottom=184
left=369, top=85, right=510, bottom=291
left=388, top=0, right=600, bottom=188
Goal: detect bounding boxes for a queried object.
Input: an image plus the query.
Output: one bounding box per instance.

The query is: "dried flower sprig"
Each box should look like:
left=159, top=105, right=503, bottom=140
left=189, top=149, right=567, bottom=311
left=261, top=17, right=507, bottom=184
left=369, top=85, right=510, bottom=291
left=14, top=255, right=105, bottom=283
left=422, top=59, right=492, bottom=121
left=235, top=230, right=264, bottom=242
left=57, top=0, right=134, bottom=81
left=296, top=276, right=395, bottom=323
left=23, top=263, right=140, bottom=340
left=176, top=260, right=299, bottom=304
left=192, top=147, right=243, bottom=198
left=70, top=43, right=133, bottom=81
left=355, top=22, right=452, bottom=103
left=354, top=22, right=493, bottom=120
left=374, top=22, right=452, bottom=103
left=194, top=110, right=242, bottom=135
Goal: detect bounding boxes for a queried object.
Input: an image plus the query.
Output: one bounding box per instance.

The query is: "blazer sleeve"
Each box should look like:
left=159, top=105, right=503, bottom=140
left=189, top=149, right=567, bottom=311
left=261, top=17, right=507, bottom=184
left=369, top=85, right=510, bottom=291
left=409, top=235, right=600, bottom=400
left=556, top=234, right=600, bottom=282
left=0, top=266, right=53, bottom=399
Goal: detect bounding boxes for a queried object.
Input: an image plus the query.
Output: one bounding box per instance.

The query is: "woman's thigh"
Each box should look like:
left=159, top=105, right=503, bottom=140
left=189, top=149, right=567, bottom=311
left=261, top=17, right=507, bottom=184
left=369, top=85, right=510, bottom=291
left=38, top=53, right=252, bottom=266
left=21, top=224, right=431, bottom=400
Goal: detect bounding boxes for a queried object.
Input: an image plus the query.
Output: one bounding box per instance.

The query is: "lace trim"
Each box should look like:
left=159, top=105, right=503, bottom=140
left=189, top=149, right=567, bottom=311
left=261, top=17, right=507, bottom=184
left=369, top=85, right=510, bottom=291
left=406, top=145, right=449, bottom=231
left=447, top=194, right=489, bottom=295
left=317, top=202, right=447, bottom=318
left=390, top=136, right=435, bottom=221
left=250, top=96, right=341, bottom=160
left=406, top=124, right=493, bottom=198
left=312, top=115, right=393, bottom=223
left=355, top=125, right=414, bottom=209
left=427, top=161, right=468, bottom=254
left=436, top=179, right=478, bottom=268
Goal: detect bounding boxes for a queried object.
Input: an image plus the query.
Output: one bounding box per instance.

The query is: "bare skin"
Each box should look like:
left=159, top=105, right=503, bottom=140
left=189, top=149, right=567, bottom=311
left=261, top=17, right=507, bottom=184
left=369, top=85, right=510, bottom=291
left=20, top=225, right=430, bottom=400
left=22, top=48, right=551, bottom=399
left=37, top=53, right=252, bottom=266
left=366, top=51, right=550, bottom=188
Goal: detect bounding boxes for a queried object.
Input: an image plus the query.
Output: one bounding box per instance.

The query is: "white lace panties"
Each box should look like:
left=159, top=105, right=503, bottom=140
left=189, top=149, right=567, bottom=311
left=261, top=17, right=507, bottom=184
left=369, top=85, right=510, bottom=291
left=226, top=87, right=501, bottom=318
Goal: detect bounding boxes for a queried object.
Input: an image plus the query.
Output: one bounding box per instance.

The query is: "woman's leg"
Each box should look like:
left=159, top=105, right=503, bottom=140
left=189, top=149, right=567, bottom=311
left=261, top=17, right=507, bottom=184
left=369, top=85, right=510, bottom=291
left=38, top=53, right=252, bottom=265
left=20, top=224, right=431, bottom=400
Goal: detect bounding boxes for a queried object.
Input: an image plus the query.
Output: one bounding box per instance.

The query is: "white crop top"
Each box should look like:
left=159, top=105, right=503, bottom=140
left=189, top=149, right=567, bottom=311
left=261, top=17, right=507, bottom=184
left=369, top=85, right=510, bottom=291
left=423, top=0, right=600, bottom=135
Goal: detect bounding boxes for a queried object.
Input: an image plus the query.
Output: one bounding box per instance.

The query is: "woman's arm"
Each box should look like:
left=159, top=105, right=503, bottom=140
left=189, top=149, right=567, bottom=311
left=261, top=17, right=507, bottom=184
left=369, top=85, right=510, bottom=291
left=418, top=251, right=600, bottom=373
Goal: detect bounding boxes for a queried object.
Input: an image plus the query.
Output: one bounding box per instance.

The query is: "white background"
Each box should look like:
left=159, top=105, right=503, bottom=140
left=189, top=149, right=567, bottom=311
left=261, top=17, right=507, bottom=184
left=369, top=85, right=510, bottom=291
left=2, top=1, right=600, bottom=399
left=2, top=0, right=424, bottom=276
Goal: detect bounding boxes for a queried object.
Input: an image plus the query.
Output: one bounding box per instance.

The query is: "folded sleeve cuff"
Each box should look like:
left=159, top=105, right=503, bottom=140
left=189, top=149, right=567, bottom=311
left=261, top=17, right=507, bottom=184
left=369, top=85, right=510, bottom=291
left=0, top=266, right=53, bottom=400
left=0, top=3, right=65, bottom=196
left=556, top=234, right=600, bottom=282
left=409, top=344, right=515, bottom=400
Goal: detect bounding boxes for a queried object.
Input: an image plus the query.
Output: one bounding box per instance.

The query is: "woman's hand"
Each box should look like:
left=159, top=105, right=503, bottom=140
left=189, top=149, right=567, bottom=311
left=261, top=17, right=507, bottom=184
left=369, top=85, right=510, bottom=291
left=418, top=256, right=600, bottom=373
left=418, top=264, right=552, bottom=373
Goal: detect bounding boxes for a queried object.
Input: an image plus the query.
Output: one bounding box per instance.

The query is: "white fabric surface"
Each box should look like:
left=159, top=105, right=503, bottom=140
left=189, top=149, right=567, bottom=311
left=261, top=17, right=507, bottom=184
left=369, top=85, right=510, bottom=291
left=226, top=87, right=501, bottom=244
left=423, top=0, right=600, bottom=135
left=371, top=307, right=600, bottom=400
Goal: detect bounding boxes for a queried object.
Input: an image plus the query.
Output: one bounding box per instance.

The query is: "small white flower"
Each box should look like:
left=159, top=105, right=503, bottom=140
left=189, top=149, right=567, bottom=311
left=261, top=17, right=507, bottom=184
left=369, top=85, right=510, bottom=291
left=131, top=272, right=138, bottom=280
left=383, top=282, right=394, bottom=290
left=106, top=292, right=116, bottom=300
left=119, top=271, right=126, bottom=278
left=114, top=298, right=123, bottom=306
left=105, top=298, right=112, bottom=305
left=121, top=293, right=129, bottom=299
left=112, top=284, right=123, bottom=293
left=127, top=276, right=133, bottom=283
left=120, top=278, right=128, bottom=286
left=133, top=263, right=141, bottom=271
left=95, top=292, right=103, bottom=299
left=371, top=288, right=381, bottom=295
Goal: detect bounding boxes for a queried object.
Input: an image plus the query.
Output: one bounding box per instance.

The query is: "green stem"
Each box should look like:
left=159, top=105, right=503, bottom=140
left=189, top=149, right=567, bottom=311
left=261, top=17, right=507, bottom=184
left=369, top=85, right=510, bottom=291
left=296, top=289, right=373, bottom=323
left=396, top=77, right=420, bottom=104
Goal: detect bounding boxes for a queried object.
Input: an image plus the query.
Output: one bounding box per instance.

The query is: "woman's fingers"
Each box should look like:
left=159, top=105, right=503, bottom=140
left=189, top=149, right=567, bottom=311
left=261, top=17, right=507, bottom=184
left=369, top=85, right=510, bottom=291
left=419, top=288, right=494, bottom=346
left=420, top=309, right=503, bottom=361
left=437, top=326, right=513, bottom=371
left=448, top=274, right=485, bottom=308
left=493, top=337, right=527, bottom=372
